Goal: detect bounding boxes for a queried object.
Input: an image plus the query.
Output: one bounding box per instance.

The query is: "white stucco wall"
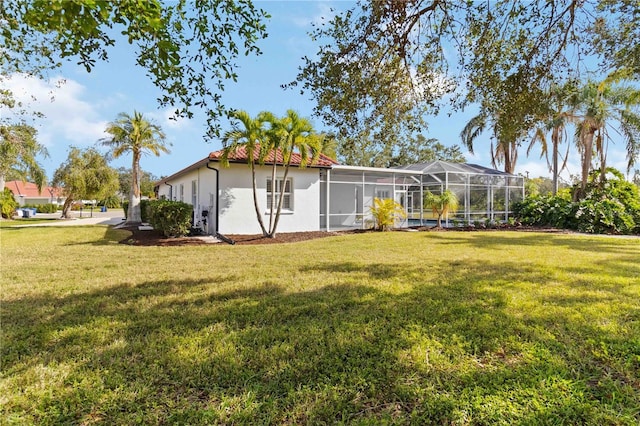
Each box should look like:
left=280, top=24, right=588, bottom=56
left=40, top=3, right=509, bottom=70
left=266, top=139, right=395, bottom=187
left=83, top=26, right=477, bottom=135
left=156, top=167, right=217, bottom=233
left=218, top=163, right=321, bottom=234
left=157, top=162, right=323, bottom=235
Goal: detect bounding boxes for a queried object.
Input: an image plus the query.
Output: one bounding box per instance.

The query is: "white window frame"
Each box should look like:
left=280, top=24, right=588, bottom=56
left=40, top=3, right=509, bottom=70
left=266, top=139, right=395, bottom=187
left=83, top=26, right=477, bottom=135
left=376, top=189, right=391, bottom=199
left=179, top=184, right=184, bottom=202
left=191, top=180, right=197, bottom=206
left=266, top=178, right=293, bottom=213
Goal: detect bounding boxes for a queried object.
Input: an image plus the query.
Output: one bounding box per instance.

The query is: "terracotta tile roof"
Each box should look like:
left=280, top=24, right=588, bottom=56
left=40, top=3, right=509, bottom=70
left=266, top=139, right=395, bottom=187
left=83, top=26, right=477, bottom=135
left=208, top=145, right=339, bottom=168
left=5, top=181, right=63, bottom=198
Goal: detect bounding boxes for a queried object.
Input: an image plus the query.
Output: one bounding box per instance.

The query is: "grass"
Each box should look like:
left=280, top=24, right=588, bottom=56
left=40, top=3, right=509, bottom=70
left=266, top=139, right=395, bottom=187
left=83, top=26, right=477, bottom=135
left=1, top=226, right=639, bottom=424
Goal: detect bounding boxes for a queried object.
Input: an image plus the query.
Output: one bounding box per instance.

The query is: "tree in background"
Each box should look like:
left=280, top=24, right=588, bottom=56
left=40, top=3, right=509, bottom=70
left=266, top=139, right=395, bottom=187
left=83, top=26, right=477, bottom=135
left=339, top=132, right=466, bottom=168
left=388, top=135, right=466, bottom=167
left=1, top=0, right=268, bottom=138
left=525, top=177, right=561, bottom=197
left=117, top=167, right=159, bottom=200
left=0, top=123, right=48, bottom=192
left=529, top=81, right=580, bottom=195
left=424, top=190, right=459, bottom=228
left=573, top=80, right=640, bottom=199
left=102, top=111, right=169, bottom=224
left=52, top=147, right=118, bottom=218
left=460, top=113, right=520, bottom=174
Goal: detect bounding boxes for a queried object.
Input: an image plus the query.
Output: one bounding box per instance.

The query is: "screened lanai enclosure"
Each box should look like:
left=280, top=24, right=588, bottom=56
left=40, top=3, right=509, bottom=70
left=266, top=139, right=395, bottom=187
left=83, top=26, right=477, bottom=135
left=319, top=161, right=525, bottom=231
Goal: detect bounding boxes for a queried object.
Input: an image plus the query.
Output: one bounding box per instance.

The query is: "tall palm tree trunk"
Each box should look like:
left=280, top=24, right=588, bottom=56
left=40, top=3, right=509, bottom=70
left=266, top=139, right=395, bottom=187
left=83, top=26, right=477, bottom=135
left=268, top=161, right=277, bottom=232
left=250, top=163, right=268, bottom=236
left=577, top=129, right=595, bottom=200
left=551, top=127, right=560, bottom=195
left=127, top=151, right=142, bottom=224
left=270, top=160, right=293, bottom=238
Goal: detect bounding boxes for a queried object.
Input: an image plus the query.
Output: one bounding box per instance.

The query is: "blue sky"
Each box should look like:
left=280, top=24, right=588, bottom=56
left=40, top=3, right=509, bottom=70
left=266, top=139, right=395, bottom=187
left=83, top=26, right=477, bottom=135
left=3, top=1, right=632, bottom=182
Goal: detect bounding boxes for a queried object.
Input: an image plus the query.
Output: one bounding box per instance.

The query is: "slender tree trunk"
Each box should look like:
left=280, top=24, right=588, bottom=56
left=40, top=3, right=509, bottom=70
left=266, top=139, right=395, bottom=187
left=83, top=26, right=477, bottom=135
left=597, top=130, right=607, bottom=186
left=268, top=161, right=277, bottom=232
left=505, top=141, right=518, bottom=174
left=127, top=151, right=142, bottom=224
left=576, top=130, right=595, bottom=201
left=0, top=173, right=5, bottom=192
left=552, top=127, right=559, bottom=195
left=250, top=162, right=268, bottom=236
left=270, top=161, right=293, bottom=238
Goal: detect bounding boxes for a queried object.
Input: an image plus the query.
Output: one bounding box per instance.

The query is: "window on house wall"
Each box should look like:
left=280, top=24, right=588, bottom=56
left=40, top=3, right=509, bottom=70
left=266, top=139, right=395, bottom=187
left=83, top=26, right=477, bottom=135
left=191, top=180, right=197, bottom=206
left=267, top=178, right=293, bottom=211
left=179, top=184, right=184, bottom=202
left=376, top=189, right=390, bottom=199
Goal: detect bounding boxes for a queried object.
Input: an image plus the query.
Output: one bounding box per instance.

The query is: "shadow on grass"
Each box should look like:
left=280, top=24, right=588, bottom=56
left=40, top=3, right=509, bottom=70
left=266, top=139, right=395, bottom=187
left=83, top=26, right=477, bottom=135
left=426, top=231, right=640, bottom=255
left=2, top=258, right=639, bottom=424
left=0, top=224, right=130, bottom=246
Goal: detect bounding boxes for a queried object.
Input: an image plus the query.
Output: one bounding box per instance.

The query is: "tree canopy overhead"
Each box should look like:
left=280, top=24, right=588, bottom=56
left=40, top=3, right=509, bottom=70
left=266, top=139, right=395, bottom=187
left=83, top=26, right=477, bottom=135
left=0, top=0, right=269, bottom=138
left=293, top=0, right=637, bottom=162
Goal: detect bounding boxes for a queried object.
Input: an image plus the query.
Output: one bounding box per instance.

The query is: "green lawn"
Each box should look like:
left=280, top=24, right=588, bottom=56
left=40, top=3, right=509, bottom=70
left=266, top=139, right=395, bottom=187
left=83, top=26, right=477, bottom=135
left=1, top=226, right=639, bottom=424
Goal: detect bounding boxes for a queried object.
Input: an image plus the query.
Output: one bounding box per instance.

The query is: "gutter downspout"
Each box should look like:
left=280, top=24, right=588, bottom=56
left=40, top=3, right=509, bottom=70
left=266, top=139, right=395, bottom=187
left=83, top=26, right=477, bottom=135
left=206, top=162, right=235, bottom=245
left=164, top=182, right=173, bottom=200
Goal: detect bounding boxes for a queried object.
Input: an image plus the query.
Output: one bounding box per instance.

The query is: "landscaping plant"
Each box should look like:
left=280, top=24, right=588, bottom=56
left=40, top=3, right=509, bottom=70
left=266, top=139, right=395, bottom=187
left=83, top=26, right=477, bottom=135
left=369, top=197, right=406, bottom=231
left=0, top=188, right=17, bottom=218
left=147, top=199, right=193, bottom=237
left=423, top=189, right=459, bottom=227
left=514, top=168, right=640, bottom=234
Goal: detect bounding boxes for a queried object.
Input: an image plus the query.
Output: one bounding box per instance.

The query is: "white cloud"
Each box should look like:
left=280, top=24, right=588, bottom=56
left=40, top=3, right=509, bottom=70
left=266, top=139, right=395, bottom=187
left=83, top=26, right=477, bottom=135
left=147, top=108, right=192, bottom=131
left=289, top=2, right=337, bottom=28
left=2, top=73, right=109, bottom=147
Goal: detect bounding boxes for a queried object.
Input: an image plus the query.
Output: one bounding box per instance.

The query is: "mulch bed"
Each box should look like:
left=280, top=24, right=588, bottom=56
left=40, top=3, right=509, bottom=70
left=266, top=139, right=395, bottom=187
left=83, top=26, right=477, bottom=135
left=118, top=224, right=586, bottom=247
left=118, top=225, right=341, bottom=246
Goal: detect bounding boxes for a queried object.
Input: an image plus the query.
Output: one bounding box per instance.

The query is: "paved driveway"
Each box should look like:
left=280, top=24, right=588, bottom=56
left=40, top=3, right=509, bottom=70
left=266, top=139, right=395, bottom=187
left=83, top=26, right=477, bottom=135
left=14, top=209, right=126, bottom=227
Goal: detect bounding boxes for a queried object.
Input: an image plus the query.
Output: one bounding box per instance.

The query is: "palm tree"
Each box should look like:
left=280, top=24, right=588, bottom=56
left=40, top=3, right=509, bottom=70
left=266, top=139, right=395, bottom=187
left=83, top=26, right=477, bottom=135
left=574, top=80, right=640, bottom=199
left=0, top=123, right=48, bottom=192
left=101, top=111, right=169, bottom=224
left=460, top=113, right=519, bottom=174
left=265, top=110, right=320, bottom=238
left=370, top=197, right=407, bottom=231
left=528, top=82, right=579, bottom=194
left=221, top=110, right=271, bottom=236
left=423, top=189, right=459, bottom=228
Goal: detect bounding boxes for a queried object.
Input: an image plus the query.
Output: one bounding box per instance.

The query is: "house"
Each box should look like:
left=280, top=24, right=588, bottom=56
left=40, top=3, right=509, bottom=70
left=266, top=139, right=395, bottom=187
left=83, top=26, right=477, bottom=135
left=155, top=148, right=525, bottom=236
left=155, top=147, right=338, bottom=235
left=5, top=181, right=65, bottom=207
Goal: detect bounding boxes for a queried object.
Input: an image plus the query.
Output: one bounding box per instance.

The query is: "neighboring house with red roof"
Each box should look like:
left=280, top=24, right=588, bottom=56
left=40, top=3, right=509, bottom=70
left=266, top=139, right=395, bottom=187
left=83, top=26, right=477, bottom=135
left=156, top=147, right=526, bottom=236
left=5, top=181, right=66, bottom=207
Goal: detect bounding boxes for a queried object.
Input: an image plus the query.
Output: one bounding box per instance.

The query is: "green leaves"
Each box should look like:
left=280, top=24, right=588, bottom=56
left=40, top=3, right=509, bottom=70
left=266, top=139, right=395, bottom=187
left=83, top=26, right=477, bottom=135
left=514, top=168, right=640, bottom=234
left=148, top=199, right=193, bottom=237
left=52, top=147, right=118, bottom=217
left=424, top=190, right=459, bottom=228
left=1, top=0, right=269, bottom=138
left=222, top=109, right=321, bottom=237
left=369, top=197, right=406, bottom=231
left=0, top=123, right=48, bottom=191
